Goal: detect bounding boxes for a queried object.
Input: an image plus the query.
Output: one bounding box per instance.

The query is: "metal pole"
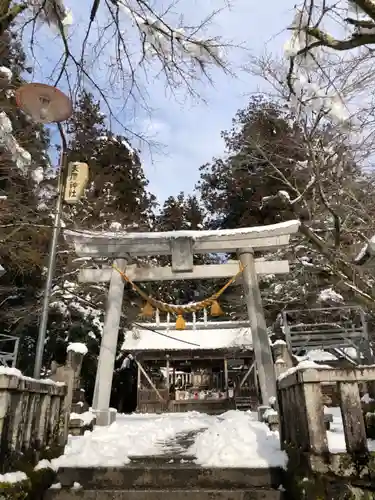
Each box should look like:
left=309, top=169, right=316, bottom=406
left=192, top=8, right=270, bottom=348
left=33, top=123, right=68, bottom=379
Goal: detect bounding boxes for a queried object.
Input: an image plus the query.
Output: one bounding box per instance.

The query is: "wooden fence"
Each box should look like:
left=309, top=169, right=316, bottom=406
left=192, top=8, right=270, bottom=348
left=137, top=388, right=169, bottom=413
left=277, top=366, right=375, bottom=455
left=0, top=372, right=67, bottom=473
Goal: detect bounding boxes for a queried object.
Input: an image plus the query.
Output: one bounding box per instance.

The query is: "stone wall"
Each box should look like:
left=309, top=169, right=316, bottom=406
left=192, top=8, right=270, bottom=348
left=277, top=366, right=375, bottom=499
left=0, top=371, right=67, bottom=473
left=49, top=348, right=93, bottom=437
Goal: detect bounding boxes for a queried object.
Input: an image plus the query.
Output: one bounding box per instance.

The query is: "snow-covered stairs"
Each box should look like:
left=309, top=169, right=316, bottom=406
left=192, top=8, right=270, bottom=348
left=44, top=462, right=286, bottom=499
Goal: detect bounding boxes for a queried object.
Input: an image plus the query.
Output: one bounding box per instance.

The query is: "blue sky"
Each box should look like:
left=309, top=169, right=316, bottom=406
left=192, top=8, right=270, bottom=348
left=29, top=0, right=295, bottom=203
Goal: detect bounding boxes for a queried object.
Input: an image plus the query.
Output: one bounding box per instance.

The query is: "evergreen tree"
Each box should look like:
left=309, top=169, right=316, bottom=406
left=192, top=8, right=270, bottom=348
left=64, top=91, right=156, bottom=231
left=196, top=95, right=375, bottom=326
left=152, top=193, right=228, bottom=321
left=41, top=92, right=157, bottom=401
left=0, top=31, right=51, bottom=373
left=156, top=193, right=204, bottom=232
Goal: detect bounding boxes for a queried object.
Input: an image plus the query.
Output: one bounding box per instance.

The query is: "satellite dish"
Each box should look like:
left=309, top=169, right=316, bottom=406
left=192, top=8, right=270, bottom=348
left=15, top=83, right=73, bottom=124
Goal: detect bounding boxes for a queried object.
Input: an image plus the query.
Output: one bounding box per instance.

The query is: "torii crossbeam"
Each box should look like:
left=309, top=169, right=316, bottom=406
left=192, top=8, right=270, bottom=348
left=65, top=220, right=300, bottom=425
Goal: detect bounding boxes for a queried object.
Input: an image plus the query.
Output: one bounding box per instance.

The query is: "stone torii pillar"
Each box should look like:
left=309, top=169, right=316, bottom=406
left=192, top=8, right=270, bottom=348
left=65, top=220, right=300, bottom=424
left=92, top=258, right=127, bottom=426
left=238, top=250, right=275, bottom=404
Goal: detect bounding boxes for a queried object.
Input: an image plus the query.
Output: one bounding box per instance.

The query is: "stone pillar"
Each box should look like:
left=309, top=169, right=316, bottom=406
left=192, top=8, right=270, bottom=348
left=50, top=348, right=86, bottom=443
left=272, top=340, right=293, bottom=379
left=238, top=250, right=276, bottom=405
left=93, top=258, right=127, bottom=426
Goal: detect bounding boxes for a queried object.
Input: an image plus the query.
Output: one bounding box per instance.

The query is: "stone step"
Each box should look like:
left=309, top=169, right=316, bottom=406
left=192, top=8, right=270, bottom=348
left=128, top=455, right=196, bottom=465
left=56, top=466, right=284, bottom=490
left=45, top=488, right=284, bottom=500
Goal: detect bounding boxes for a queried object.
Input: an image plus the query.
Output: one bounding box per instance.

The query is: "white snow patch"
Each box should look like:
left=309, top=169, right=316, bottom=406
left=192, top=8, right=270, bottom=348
left=50, top=409, right=375, bottom=470
left=70, top=411, right=95, bottom=426
left=52, top=412, right=214, bottom=467
left=0, top=66, right=12, bottom=83
left=34, top=459, right=57, bottom=472
left=342, top=347, right=358, bottom=359
left=65, top=220, right=301, bottom=243
left=299, top=350, right=337, bottom=362
left=109, top=221, right=122, bottom=231
left=32, top=166, right=44, bottom=185
left=272, top=339, right=286, bottom=346
left=0, top=366, right=65, bottom=387
left=122, top=325, right=252, bottom=351
left=325, top=407, right=375, bottom=453
left=278, top=360, right=332, bottom=381
left=49, top=483, right=62, bottom=489
left=278, top=190, right=290, bottom=202
left=52, top=411, right=287, bottom=469
left=0, top=112, right=31, bottom=171
left=0, top=471, right=28, bottom=484
left=67, top=342, right=88, bottom=355
left=361, top=393, right=375, bottom=404
left=0, top=366, right=22, bottom=377
left=318, top=288, right=344, bottom=303
left=190, top=411, right=287, bottom=468
left=263, top=408, right=278, bottom=420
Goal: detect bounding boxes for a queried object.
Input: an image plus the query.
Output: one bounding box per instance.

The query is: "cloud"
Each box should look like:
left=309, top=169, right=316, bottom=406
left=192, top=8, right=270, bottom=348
left=136, top=0, right=296, bottom=202
left=24, top=0, right=296, bottom=203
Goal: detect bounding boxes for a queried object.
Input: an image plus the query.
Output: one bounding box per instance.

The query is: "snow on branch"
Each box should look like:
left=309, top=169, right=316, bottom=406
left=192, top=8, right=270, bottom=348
left=0, top=1, right=233, bottom=132
left=29, top=0, right=73, bottom=29
left=116, top=0, right=225, bottom=69
left=283, top=2, right=370, bottom=125
left=0, top=112, right=31, bottom=172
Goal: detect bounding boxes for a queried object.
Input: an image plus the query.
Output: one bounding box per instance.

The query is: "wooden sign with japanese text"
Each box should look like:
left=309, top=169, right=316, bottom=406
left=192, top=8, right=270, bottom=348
left=64, top=162, right=89, bottom=204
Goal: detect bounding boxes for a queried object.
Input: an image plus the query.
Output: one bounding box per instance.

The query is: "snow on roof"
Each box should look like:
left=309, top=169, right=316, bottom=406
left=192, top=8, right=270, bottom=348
left=122, top=325, right=253, bottom=351
left=65, top=220, right=300, bottom=242
left=295, top=349, right=337, bottom=363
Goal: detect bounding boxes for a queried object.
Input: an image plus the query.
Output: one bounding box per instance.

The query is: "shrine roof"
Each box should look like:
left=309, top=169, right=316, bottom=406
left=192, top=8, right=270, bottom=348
left=121, top=321, right=252, bottom=352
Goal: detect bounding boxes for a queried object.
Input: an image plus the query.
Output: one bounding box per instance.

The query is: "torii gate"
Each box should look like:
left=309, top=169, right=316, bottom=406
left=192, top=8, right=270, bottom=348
left=65, top=220, right=300, bottom=425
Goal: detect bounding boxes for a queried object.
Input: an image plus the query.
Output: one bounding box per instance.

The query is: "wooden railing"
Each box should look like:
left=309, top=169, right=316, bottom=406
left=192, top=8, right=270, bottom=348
left=277, top=366, right=375, bottom=455
left=0, top=372, right=67, bottom=473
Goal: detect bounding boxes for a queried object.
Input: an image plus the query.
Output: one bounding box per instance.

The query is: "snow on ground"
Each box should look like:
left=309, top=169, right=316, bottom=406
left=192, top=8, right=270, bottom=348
left=189, top=410, right=287, bottom=468
left=52, top=411, right=286, bottom=469
left=52, top=408, right=375, bottom=470
left=326, top=407, right=375, bottom=453
left=53, top=412, right=213, bottom=468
